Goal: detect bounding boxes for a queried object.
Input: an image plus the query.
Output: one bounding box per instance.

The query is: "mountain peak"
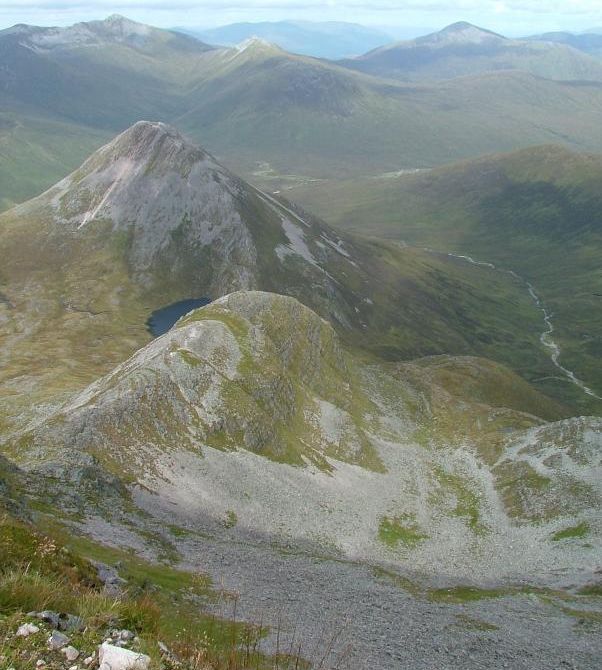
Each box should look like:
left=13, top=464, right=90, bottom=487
left=423, top=21, right=506, bottom=45
left=95, top=14, right=153, bottom=36
left=113, top=120, right=187, bottom=150
left=27, top=120, right=229, bottom=249
left=105, top=13, right=132, bottom=23
left=78, top=120, right=209, bottom=175
left=234, top=36, right=283, bottom=56
left=442, top=21, right=481, bottom=33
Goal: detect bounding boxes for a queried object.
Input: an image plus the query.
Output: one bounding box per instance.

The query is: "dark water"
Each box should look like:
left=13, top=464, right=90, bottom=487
left=146, top=298, right=211, bottom=337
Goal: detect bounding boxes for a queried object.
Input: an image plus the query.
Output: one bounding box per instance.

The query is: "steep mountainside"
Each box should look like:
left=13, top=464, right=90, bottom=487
left=6, top=292, right=598, bottom=585
left=4, top=17, right=602, bottom=208
left=285, top=145, right=602, bottom=413
left=341, top=21, right=602, bottom=81
left=0, top=122, right=564, bottom=440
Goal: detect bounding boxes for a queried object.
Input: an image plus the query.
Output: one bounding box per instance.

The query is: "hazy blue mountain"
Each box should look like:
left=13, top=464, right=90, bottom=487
left=4, top=15, right=602, bottom=211
left=524, top=31, right=602, bottom=58
left=177, top=20, right=392, bottom=59
left=342, top=21, right=602, bottom=81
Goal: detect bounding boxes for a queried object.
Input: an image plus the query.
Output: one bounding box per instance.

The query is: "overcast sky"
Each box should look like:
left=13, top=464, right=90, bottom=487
left=1, top=1, right=602, bottom=36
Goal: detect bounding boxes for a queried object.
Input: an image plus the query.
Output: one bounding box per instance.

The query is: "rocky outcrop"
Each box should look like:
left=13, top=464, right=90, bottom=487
left=16, top=292, right=377, bottom=481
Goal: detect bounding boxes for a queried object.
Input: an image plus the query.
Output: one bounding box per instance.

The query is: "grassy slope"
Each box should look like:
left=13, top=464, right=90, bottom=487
left=0, top=111, right=111, bottom=211
left=284, top=145, right=602, bottom=414
left=0, top=512, right=296, bottom=669
left=341, top=35, right=602, bottom=82
left=180, top=66, right=602, bottom=180
left=4, top=18, right=602, bottom=208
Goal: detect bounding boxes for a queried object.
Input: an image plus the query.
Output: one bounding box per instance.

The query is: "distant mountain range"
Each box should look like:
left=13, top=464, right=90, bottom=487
left=177, top=20, right=392, bottom=59
left=341, top=21, right=602, bottom=81
left=3, top=15, right=602, bottom=212
left=524, top=31, right=602, bottom=58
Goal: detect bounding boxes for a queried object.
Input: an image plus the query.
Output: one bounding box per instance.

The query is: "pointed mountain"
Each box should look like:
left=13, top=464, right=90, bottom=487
left=3, top=120, right=363, bottom=308
left=0, top=123, right=577, bottom=435
left=233, top=36, right=284, bottom=56
left=416, top=22, right=506, bottom=46
left=341, top=22, right=602, bottom=82
left=183, top=20, right=391, bottom=59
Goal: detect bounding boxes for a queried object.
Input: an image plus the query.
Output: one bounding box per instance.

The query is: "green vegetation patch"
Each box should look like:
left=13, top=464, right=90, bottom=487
left=177, top=348, right=203, bottom=367
left=0, top=514, right=305, bottom=669
left=432, top=465, right=488, bottom=535
left=560, top=606, right=602, bottom=625
left=224, top=510, right=238, bottom=529
left=579, top=582, right=602, bottom=597
left=371, top=566, right=423, bottom=597
left=455, top=614, right=499, bottom=631
left=494, top=460, right=552, bottom=520
left=552, top=521, right=590, bottom=541
left=428, top=586, right=510, bottom=604
left=378, top=514, right=428, bottom=548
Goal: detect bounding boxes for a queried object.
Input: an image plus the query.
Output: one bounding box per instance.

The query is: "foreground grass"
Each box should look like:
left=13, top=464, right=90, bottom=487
left=0, top=512, right=305, bottom=669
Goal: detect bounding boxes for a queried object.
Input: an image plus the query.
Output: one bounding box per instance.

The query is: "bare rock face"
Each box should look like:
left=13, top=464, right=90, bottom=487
left=29, top=121, right=258, bottom=291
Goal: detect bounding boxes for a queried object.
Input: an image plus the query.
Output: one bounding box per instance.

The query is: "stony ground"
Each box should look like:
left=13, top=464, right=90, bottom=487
left=77, top=515, right=602, bottom=670
left=186, top=540, right=602, bottom=670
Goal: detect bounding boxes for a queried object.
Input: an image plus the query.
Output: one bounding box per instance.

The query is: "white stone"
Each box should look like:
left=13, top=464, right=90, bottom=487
left=16, top=623, right=40, bottom=637
left=98, top=642, right=150, bottom=670
left=62, top=645, right=80, bottom=661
